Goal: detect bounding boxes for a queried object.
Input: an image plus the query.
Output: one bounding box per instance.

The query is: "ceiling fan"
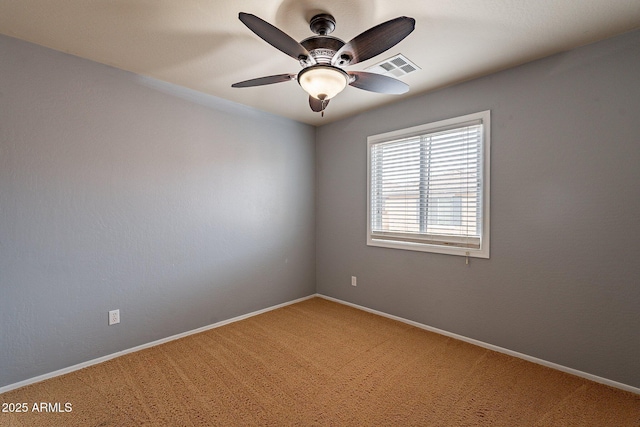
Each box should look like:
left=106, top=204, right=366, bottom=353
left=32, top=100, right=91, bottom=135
left=232, top=12, right=416, bottom=116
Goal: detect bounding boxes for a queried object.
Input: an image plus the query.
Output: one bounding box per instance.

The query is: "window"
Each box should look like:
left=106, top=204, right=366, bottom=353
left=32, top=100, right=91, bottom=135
left=367, top=111, right=490, bottom=258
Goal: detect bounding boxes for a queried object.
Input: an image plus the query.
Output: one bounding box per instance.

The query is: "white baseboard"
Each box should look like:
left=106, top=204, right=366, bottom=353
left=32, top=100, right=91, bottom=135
left=3, top=293, right=637, bottom=396
left=317, top=294, right=640, bottom=395
left=0, top=294, right=316, bottom=395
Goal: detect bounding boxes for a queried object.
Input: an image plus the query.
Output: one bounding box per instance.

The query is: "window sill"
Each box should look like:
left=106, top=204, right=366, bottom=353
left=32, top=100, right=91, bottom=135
left=367, top=236, right=489, bottom=259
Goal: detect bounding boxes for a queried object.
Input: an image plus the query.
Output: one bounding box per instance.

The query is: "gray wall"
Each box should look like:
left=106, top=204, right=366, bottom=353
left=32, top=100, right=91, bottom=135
left=316, top=30, right=640, bottom=388
left=0, top=35, right=315, bottom=388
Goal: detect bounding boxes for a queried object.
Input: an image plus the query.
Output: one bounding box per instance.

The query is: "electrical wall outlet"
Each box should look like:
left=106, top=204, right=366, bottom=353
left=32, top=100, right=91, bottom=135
left=108, top=309, right=120, bottom=325
left=351, top=276, right=357, bottom=287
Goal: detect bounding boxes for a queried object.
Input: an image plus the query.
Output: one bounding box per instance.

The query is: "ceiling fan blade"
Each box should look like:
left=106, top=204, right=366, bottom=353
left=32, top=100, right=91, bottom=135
left=348, top=71, right=409, bottom=94
left=332, top=17, right=415, bottom=66
left=232, top=74, right=296, bottom=88
left=309, top=96, right=330, bottom=112
left=239, top=12, right=314, bottom=63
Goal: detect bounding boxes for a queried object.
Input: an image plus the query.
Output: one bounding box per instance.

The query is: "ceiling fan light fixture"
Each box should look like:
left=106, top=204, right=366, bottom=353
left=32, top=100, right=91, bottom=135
left=298, top=65, right=349, bottom=100
left=233, top=13, right=416, bottom=114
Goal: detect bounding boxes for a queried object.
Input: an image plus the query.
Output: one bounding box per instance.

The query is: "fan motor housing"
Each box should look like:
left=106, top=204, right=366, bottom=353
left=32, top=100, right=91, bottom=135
left=300, top=36, right=345, bottom=65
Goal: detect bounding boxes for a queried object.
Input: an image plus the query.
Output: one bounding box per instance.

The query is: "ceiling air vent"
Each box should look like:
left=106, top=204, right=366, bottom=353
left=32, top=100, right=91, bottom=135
left=365, top=54, right=420, bottom=78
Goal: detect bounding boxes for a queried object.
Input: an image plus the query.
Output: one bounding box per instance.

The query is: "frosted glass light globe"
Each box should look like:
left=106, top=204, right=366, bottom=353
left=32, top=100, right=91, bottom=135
left=298, top=65, right=349, bottom=100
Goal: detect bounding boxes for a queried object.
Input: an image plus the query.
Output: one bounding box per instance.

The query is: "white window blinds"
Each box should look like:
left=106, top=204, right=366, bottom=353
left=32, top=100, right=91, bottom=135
left=367, top=111, right=490, bottom=257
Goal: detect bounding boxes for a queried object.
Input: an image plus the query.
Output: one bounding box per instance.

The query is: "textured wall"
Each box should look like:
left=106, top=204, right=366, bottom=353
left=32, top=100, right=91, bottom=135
left=0, top=35, right=315, bottom=388
left=316, top=30, right=640, bottom=388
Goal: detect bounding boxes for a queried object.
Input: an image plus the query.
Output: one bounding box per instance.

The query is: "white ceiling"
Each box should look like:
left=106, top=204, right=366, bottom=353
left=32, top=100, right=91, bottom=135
left=1, top=0, right=639, bottom=126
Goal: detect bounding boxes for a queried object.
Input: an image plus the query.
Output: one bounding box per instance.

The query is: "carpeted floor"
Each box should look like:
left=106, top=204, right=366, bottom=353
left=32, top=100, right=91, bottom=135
left=1, top=297, right=638, bottom=426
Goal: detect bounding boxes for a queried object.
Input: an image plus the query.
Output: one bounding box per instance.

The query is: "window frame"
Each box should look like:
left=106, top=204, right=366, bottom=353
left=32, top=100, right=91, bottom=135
left=366, top=110, right=491, bottom=258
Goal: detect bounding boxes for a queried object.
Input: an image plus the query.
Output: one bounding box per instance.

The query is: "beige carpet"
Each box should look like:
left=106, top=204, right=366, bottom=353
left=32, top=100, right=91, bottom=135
left=1, top=297, right=638, bottom=426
